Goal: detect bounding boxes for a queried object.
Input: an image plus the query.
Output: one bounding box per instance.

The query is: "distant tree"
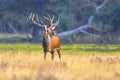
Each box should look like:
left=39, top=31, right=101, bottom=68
left=95, top=5, right=120, bottom=32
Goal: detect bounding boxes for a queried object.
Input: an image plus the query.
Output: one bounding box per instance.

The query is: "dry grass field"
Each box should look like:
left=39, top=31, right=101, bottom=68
left=0, top=44, right=120, bottom=80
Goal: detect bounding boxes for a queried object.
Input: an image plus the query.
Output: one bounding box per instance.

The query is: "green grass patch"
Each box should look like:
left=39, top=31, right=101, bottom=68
left=61, top=44, right=120, bottom=54
left=0, top=43, right=119, bottom=54
left=0, top=43, right=42, bottom=53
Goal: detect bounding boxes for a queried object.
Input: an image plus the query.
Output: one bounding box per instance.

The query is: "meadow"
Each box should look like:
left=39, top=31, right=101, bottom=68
left=0, top=43, right=120, bottom=80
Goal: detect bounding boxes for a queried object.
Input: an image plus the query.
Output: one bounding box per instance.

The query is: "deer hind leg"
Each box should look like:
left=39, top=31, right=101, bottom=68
left=51, top=50, right=54, bottom=61
left=57, top=49, right=61, bottom=60
left=44, top=49, right=47, bottom=60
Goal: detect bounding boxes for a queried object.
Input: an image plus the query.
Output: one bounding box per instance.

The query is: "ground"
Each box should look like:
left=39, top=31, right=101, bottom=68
left=0, top=44, right=120, bottom=80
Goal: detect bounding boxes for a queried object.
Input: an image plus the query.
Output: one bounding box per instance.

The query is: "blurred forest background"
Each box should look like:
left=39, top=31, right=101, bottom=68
left=0, top=0, right=120, bottom=44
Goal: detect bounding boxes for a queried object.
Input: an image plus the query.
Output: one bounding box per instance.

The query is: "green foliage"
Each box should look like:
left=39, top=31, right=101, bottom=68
left=58, top=13, right=75, bottom=31
left=2, top=12, right=26, bottom=25
left=95, top=5, right=120, bottom=31
left=0, top=0, right=120, bottom=38
left=111, top=6, right=120, bottom=30
left=0, top=0, right=96, bottom=33
left=0, top=0, right=28, bottom=27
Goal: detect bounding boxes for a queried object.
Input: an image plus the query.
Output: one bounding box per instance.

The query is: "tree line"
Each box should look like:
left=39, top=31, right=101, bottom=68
left=0, top=0, right=120, bottom=43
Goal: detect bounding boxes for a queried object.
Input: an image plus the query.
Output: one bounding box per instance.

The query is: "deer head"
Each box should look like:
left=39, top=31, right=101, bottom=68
left=28, top=13, right=59, bottom=36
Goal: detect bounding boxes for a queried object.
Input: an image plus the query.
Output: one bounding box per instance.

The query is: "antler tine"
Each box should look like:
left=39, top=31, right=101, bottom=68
left=51, top=15, right=54, bottom=22
left=47, top=13, right=51, bottom=20
left=47, top=14, right=55, bottom=23
left=28, top=12, right=33, bottom=20
left=31, top=13, right=35, bottom=21
left=44, top=16, right=49, bottom=21
left=40, top=20, right=45, bottom=25
left=36, top=15, right=39, bottom=22
left=55, top=18, right=59, bottom=25
left=49, top=18, right=59, bottom=30
left=30, top=13, right=46, bottom=27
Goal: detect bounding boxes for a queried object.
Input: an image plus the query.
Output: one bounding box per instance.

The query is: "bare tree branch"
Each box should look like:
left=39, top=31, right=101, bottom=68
left=7, top=22, right=18, bottom=34
left=57, top=0, right=108, bottom=39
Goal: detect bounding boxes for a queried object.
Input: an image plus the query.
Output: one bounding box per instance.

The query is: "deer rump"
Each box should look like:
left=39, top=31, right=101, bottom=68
left=43, top=35, right=60, bottom=52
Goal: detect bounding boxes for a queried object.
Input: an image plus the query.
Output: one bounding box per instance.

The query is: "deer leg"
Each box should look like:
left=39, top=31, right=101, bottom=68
left=44, top=50, right=47, bottom=60
left=51, top=50, right=54, bottom=61
left=57, top=49, right=61, bottom=60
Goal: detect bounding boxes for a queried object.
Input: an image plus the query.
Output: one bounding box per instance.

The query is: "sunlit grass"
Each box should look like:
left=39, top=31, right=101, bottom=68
left=0, top=43, right=120, bottom=80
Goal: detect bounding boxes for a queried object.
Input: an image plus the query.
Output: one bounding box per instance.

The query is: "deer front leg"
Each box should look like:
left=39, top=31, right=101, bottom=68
left=57, top=49, right=61, bottom=61
left=44, top=49, right=47, bottom=60
left=51, top=50, right=54, bottom=61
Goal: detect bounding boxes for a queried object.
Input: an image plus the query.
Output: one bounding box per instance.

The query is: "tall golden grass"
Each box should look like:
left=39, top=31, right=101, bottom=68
left=0, top=50, right=120, bottom=80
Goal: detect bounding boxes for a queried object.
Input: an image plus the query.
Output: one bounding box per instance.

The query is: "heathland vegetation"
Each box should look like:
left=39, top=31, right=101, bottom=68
left=0, top=43, right=120, bottom=80
left=0, top=1, right=120, bottom=80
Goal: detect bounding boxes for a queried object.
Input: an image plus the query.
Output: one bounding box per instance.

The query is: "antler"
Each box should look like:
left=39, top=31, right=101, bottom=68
left=44, top=14, right=59, bottom=30
left=28, top=13, right=59, bottom=30
left=28, top=13, right=46, bottom=28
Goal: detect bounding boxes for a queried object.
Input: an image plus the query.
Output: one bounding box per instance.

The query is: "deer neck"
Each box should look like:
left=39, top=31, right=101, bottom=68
left=43, top=33, right=52, bottom=51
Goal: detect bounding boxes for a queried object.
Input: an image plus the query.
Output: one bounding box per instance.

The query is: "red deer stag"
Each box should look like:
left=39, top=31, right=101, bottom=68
left=28, top=13, right=61, bottom=61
